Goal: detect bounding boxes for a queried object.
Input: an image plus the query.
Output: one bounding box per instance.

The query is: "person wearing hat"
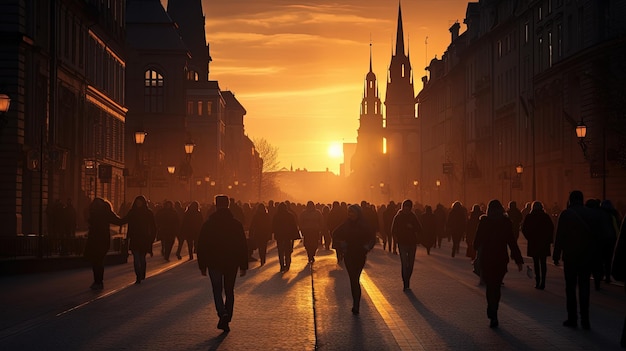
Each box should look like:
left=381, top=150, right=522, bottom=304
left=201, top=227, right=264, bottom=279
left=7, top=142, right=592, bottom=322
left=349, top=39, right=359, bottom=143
left=197, top=195, right=248, bottom=332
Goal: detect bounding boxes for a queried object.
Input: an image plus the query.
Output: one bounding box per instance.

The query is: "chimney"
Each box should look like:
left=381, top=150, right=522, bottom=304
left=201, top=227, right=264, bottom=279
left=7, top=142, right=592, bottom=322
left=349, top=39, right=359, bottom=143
left=450, top=21, right=460, bottom=42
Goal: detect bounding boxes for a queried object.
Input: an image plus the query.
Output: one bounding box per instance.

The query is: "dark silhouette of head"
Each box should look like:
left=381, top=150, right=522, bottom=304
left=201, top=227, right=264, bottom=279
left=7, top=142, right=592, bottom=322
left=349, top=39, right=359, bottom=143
left=215, top=195, right=229, bottom=209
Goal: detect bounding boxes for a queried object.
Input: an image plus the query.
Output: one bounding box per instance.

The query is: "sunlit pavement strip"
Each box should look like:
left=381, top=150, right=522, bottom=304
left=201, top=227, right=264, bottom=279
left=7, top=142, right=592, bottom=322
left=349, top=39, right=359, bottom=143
left=361, top=270, right=426, bottom=351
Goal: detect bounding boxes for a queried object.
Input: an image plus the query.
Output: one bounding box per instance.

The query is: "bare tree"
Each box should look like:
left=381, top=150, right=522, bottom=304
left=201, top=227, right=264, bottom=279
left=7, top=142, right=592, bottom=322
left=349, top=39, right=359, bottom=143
left=252, top=137, right=281, bottom=200
left=253, top=137, right=281, bottom=172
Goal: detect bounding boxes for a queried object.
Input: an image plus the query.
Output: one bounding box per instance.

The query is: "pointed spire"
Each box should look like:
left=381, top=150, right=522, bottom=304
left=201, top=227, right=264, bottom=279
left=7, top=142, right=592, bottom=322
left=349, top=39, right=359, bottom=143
left=395, top=1, right=405, bottom=56
left=369, top=40, right=373, bottom=73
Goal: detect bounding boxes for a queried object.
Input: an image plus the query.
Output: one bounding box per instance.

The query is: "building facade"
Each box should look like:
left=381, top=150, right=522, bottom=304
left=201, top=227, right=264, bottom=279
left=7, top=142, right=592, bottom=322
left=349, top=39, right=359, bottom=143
left=418, top=0, right=626, bottom=209
left=0, top=0, right=126, bottom=236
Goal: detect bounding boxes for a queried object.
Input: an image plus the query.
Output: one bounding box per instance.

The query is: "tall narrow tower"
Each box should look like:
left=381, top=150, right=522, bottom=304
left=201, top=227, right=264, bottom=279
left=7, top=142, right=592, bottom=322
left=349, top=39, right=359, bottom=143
left=167, top=0, right=212, bottom=82
left=384, top=2, right=420, bottom=200
left=352, top=43, right=385, bottom=196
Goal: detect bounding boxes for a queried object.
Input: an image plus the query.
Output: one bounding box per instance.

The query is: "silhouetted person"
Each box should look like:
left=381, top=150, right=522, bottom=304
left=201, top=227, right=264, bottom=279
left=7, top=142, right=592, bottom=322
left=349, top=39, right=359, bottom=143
left=466, top=204, right=483, bottom=260
left=197, top=195, right=248, bottom=333
left=447, top=201, right=467, bottom=258
left=332, top=204, right=376, bottom=314
left=474, top=199, right=524, bottom=328
left=419, top=206, right=436, bottom=255
left=328, top=201, right=347, bottom=263
left=84, top=198, right=123, bottom=290
left=173, top=201, right=185, bottom=258
left=600, top=200, right=620, bottom=285
left=178, top=201, right=203, bottom=261
left=507, top=201, right=523, bottom=241
left=383, top=201, right=398, bottom=253
left=299, top=201, right=324, bottom=263
left=249, top=203, right=272, bottom=266
left=391, top=199, right=422, bottom=291
left=155, top=200, right=179, bottom=262
left=610, top=217, right=626, bottom=347
left=433, top=204, right=447, bottom=248
left=273, top=202, right=300, bottom=273
left=321, top=205, right=332, bottom=250
left=521, top=201, right=554, bottom=289
left=123, top=196, right=156, bottom=284
left=553, top=190, right=598, bottom=330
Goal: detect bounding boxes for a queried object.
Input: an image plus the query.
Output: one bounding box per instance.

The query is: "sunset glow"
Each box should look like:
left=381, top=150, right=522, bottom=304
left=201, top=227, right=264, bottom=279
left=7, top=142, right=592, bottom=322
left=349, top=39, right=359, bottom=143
left=328, top=142, right=343, bottom=159
left=165, top=0, right=471, bottom=174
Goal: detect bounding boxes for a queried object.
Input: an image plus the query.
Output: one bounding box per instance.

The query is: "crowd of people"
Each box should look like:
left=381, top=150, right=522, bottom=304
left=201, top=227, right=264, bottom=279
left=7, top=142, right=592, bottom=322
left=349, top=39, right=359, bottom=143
left=84, top=191, right=626, bottom=344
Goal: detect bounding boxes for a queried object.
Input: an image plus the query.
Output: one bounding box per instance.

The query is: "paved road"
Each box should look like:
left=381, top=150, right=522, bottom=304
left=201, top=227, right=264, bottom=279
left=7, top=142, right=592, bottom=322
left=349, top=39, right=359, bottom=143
left=1, top=239, right=625, bottom=350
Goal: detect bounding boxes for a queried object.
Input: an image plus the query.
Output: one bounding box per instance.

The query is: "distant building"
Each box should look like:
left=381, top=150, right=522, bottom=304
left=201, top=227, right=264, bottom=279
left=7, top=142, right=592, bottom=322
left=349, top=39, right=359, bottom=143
left=352, top=3, right=420, bottom=204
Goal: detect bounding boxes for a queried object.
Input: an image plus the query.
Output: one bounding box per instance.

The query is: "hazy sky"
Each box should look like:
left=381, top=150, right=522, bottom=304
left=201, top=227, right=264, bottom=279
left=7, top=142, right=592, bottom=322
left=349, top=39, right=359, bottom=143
left=163, top=0, right=471, bottom=173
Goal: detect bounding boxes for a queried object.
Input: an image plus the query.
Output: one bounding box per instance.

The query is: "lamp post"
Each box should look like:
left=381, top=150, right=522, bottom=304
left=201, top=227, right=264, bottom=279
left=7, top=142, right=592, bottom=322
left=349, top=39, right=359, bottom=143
left=184, top=141, right=195, bottom=202
left=134, top=131, right=147, bottom=195
left=413, top=180, right=419, bottom=201
left=167, top=166, right=175, bottom=200
left=436, top=179, right=441, bottom=205
left=379, top=181, right=385, bottom=203
left=575, top=118, right=606, bottom=200
left=0, top=93, right=11, bottom=131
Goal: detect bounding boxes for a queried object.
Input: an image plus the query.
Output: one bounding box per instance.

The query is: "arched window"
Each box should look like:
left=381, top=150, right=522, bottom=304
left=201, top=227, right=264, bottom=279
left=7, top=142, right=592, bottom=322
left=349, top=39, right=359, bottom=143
left=144, top=69, right=164, bottom=112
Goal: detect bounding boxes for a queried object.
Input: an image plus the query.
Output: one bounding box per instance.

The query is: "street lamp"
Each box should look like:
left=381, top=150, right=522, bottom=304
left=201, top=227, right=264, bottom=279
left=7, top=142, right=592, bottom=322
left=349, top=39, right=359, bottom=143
left=515, top=164, right=524, bottom=176
left=167, top=166, right=175, bottom=200
left=134, top=130, right=147, bottom=195
left=436, top=179, right=441, bottom=205
left=184, top=141, right=195, bottom=201
left=413, top=180, right=419, bottom=201
left=0, top=94, right=10, bottom=130
left=576, top=119, right=588, bottom=157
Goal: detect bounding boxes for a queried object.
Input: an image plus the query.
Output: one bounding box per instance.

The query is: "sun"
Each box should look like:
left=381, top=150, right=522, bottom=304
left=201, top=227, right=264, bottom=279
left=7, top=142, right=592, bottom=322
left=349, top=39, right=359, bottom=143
left=327, top=142, right=343, bottom=159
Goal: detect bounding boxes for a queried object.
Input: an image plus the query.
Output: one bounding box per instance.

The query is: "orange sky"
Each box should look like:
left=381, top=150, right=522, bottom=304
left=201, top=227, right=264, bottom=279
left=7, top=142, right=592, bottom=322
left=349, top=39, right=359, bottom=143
left=164, top=1, right=471, bottom=174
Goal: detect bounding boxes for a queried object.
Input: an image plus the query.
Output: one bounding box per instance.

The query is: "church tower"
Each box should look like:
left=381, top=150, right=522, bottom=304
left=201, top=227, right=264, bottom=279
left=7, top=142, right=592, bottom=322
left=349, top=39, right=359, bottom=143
left=384, top=2, right=420, bottom=200
left=167, top=0, right=212, bottom=82
left=352, top=44, right=385, bottom=198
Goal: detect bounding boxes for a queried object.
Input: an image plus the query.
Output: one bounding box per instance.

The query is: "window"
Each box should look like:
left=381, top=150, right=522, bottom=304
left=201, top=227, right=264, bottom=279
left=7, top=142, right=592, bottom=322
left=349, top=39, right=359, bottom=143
left=548, top=31, right=553, bottom=67
left=187, top=101, right=194, bottom=115
left=497, top=40, right=502, bottom=58
left=207, top=101, right=212, bottom=116
left=525, top=22, right=529, bottom=44
left=197, top=101, right=203, bottom=116
left=538, top=6, right=543, bottom=21
left=144, top=69, right=164, bottom=112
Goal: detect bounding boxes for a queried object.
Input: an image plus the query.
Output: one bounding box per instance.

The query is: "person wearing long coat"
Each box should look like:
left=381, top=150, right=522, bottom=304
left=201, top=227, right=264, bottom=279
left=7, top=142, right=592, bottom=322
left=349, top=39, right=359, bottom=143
left=197, top=195, right=248, bottom=332
left=391, top=199, right=423, bottom=291
left=299, top=201, right=324, bottom=263
left=123, top=196, right=157, bottom=284
left=466, top=204, right=483, bottom=260
left=521, top=201, right=554, bottom=289
left=84, top=198, right=124, bottom=290
left=332, top=204, right=376, bottom=314
left=272, top=202, right=300, bottom=273
left=447, top=201, right=467, bottom=257
left=178, top=201, right=204, bottom=261
left=155, top=200, right=180, bottom=262
left=248, top=203, right=273, bottom=266
left=474, top=199, right=524, bottom=328
left=419, top=206, right=437, bottom=255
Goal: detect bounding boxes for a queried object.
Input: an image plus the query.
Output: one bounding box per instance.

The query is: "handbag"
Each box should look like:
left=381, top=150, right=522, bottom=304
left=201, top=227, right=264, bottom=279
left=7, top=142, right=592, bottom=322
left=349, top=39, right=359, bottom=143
left=472, top=247, right=482, bottom=277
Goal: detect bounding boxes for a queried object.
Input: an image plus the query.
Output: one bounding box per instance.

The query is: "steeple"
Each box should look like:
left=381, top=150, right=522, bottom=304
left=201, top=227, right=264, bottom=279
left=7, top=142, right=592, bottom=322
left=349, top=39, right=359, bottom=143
left=395, top=2, right=405, bottom=56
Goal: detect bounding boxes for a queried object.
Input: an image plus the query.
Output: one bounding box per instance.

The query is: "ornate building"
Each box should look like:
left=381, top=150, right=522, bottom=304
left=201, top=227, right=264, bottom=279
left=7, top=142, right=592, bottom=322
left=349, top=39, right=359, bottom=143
left=125, top=0, right=262, bottom=204
left=352, top=3, right=420, bottom=203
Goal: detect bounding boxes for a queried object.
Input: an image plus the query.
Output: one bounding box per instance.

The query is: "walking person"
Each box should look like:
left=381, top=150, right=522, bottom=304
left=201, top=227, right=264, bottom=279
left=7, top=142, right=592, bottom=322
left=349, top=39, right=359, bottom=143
left=507, top=201, right=523, bottom=241
left=332, top=204, right=376, bottom=314
left=123, top=195, right=156, bottom=284
left=553, top=190, right=600, bottom=330
left=272, top=202, right=300, bottom=273
left=84, top=198, right=124, bottom=290
left=299, top=201, right=324, bottom=263
left=611, top=217, right=626, bottom=347
left=419, top=205, right=437, bottom=255
left=248, top=203, right=272, bottom=266
left=521, top=201, right=554, bottom=289
left=391, top=199, right=422, bottom=291
left=155, top=200, right=180, bottom=262
left=383, top=201, right=398, bottom=253
left=197, top=195, right=248, bottom=333
left=474, top=199, right=524, bottom=328
left=447, top=201, right=467, bottom=257
left=328, top=201, right=347, bottom=263
left=178, top=201, right=203, bottom=261
left=466, top=204, right=483, bottom=260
